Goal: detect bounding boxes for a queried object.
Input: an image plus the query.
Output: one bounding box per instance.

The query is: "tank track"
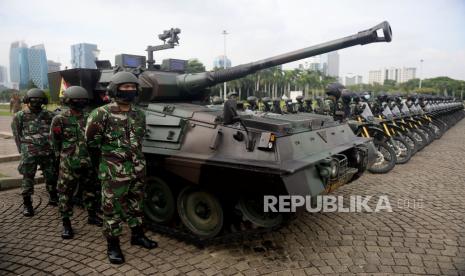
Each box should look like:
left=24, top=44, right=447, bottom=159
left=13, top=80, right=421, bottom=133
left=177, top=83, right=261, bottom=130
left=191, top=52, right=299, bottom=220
left=145, top=216, right=295, bottom=248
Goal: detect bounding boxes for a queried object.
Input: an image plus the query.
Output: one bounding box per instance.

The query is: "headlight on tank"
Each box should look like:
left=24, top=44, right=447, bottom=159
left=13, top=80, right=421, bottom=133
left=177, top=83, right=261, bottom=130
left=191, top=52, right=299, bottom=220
left=317, top=157, right=339, bottom=181
left=330, top=160, right=339, bottom=179
left=354, top=150, right=361, bottom=164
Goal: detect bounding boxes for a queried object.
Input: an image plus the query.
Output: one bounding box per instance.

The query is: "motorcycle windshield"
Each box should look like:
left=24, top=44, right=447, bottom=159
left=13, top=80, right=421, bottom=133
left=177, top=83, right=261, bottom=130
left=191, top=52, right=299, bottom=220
left=392, top=106, right=402, bottom=117
left=415, top=104, right=424, bottom=114
left=401, top=103, right=411, bottom=115
left=361, top=102, right=374, bottom=121
left=382, top=105, right=394, bottom=119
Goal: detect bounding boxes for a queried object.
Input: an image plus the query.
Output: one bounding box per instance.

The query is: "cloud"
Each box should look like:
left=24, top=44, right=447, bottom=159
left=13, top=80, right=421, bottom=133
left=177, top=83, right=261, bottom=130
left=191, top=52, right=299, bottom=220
left=0, top=0, right=464, bottom=81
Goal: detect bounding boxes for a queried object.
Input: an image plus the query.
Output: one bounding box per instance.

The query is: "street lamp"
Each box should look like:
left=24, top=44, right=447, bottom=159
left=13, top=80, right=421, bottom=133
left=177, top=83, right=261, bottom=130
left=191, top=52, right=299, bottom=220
left=222, top=30, right=229, bottom=100
left=419, top=59, right=424, bottom=89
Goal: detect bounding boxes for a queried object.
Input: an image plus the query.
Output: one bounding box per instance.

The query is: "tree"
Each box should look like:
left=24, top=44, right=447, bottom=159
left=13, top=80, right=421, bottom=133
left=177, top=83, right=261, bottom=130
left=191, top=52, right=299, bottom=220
left=186, top=59, right=206, bottom=73
left=27, top=80, right=38, bottom=90
left=383, top=79, right=396, bottom=88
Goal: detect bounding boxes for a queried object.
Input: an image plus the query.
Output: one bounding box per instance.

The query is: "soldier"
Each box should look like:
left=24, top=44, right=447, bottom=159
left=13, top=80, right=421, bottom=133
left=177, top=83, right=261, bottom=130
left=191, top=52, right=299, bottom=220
left=285, top=98, right=295, bottom=113
left=223, top=91, right=239, bottom=124
left=85, top=72, right=157, bottom=264
left=272, top=97, right=282, bottom=114
left=260, top=97, right=272, bottom=112
left=11, top=88, right=58, bottom=217
left=304, top=97, right=314, bottom=113
left=10, top=93, right=22, bottom=114
left=325, top=82, right=345, bottom=122
left=246, top=96, right=258, bottom=111
left=295, top=95, right=305, bottom=112
left=50, top=86, right=103, bottom=239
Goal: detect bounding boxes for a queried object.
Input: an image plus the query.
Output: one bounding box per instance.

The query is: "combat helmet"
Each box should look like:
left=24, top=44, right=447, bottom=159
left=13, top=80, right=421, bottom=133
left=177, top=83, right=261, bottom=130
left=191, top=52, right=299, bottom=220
left=107, top=71, right=140, bottom=99
left=24, top=88, right=48, bottom=104
left=325, top=82, right=345, bottom=100
left=24, top=88, right=48, bottom=111
left=63, top=86, right=89, bottom=109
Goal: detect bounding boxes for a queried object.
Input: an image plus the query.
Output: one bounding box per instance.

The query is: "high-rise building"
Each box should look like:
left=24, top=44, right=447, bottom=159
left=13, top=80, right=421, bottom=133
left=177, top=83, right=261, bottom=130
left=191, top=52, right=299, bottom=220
left=71, top=43, right=99, bottom=69
left=401, top=67, right=416, bottom=83
left=308, top=62, right=320, bottom=71
left=326, top=51, right=339, bottom=78
left=213, top=55, right=231, bottom=69
left=28, top=44, right=48, bottom=89
left=9, top=41, right=30, bottom=90
left=0, top=65, right=8, bottom=85
left=47, top=60, right=61, bottom=72
left=368, top=70, right=383, bottom=84
left=368, top=67, right=416, bottom=84
left=345, top=74, right=363, bottom=86
left=298, top=51, right=339, bottom=77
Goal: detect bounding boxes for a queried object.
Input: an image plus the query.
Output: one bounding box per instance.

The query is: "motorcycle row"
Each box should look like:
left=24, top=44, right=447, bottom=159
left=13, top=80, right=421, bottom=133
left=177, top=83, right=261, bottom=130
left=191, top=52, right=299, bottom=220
left=213, top=88, right=465, bottom=175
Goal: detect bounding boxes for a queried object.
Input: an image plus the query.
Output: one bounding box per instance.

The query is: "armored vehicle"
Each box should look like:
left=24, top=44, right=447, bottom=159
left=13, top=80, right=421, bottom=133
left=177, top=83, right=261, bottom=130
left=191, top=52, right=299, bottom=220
left=49, top=21, right=392, bottom=242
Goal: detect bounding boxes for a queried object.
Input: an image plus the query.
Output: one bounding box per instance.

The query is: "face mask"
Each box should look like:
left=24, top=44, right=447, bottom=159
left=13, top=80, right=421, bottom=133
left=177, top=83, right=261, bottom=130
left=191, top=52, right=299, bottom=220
left=69, top=100, right=88, bottom=110
left=29, top=101, right=43, bottom=111
left=115, top=89, right=137, bottom=103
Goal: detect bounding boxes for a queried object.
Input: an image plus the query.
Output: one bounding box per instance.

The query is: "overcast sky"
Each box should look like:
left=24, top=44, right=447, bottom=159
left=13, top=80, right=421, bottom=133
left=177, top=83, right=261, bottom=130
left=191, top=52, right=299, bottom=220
left=1, top=0, right=464, bottom=82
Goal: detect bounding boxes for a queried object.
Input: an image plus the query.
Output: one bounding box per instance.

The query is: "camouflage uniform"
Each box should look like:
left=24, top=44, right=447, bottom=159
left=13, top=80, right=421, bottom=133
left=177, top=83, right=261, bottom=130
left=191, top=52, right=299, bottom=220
left=85, top=101, right=146, bottom=238
left=11, top=108, right=56, bottom=196
left=50, top=110, right=98, bottom=218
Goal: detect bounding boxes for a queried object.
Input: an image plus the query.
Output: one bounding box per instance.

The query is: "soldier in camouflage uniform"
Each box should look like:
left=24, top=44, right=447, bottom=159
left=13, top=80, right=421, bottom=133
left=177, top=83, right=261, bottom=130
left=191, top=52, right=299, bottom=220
left=85, top=72, right=157, bottom=264
left=325, top=82, right=345, bottom=122
left=50, top=86, right=103, bottom=239
left=295, top=95, right=305, bottom=112
left=10, top=93, right=22, bottom=114
left=11, top=88, right=58, bottom=217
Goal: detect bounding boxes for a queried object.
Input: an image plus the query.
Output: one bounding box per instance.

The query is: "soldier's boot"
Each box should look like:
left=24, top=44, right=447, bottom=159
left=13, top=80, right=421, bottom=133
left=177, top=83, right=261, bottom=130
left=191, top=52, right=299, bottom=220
left=48, top=191, right=58, bottom=206
left=107, top=237, right=125, bottom=264
left=87, top=210, right=103, bottom=227
left=61, top=218, right=74, bottom=239
left=130, top=226, right=158, bottom=249
left=22, top=196, right=34, bottom=217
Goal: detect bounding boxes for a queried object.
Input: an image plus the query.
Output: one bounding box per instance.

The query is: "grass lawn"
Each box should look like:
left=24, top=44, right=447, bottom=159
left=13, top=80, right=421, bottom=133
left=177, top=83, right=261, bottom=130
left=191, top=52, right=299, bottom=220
left=0, top=103, right=58, bottom=116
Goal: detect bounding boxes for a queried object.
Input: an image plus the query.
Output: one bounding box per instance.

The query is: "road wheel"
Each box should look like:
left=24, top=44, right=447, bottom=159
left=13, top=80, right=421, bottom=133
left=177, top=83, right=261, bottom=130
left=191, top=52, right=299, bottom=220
left=143, top=176, right=176, bottom=224
left=177, top=187, right=224, bottom=239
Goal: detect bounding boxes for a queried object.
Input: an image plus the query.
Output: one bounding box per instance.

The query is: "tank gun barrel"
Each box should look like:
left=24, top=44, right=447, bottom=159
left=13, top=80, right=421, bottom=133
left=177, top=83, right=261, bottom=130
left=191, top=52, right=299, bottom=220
left=177, top=21, right=392, bottom=92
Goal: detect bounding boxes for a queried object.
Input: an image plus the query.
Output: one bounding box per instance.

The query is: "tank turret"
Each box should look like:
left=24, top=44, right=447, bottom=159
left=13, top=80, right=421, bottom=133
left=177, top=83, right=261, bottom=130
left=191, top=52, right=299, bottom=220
left=138, top=21, right=392, bottom=102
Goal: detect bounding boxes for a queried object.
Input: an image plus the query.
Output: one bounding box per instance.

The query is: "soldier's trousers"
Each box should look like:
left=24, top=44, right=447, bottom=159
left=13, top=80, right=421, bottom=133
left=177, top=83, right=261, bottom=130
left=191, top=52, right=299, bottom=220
left=18, top=155, right=57, bottom=197
left=57, top=165, right=98, bottom=218
left=101, top=178, right=144, bottom=237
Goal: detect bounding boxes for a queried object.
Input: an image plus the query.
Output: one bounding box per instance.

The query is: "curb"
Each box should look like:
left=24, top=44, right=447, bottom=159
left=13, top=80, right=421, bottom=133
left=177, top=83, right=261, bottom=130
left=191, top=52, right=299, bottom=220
left=0, top=176, right=44, bottom=191
left=0, top=154, right=21, bottom=163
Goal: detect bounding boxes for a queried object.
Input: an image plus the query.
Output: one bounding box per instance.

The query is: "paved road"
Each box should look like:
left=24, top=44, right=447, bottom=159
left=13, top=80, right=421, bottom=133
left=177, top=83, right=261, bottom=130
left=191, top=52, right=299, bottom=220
left=0, top=116, right=13, bottom=133
left=1, top=120, right=465, bottom=275
left=0, top=116, right=19, bottom=157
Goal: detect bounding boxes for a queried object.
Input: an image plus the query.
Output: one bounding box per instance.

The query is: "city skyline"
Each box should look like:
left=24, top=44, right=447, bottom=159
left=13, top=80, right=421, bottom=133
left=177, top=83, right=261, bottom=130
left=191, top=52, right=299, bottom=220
left=9, top=41, right=49, bottom=89
left=0, top=0, right=464, bottom=84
